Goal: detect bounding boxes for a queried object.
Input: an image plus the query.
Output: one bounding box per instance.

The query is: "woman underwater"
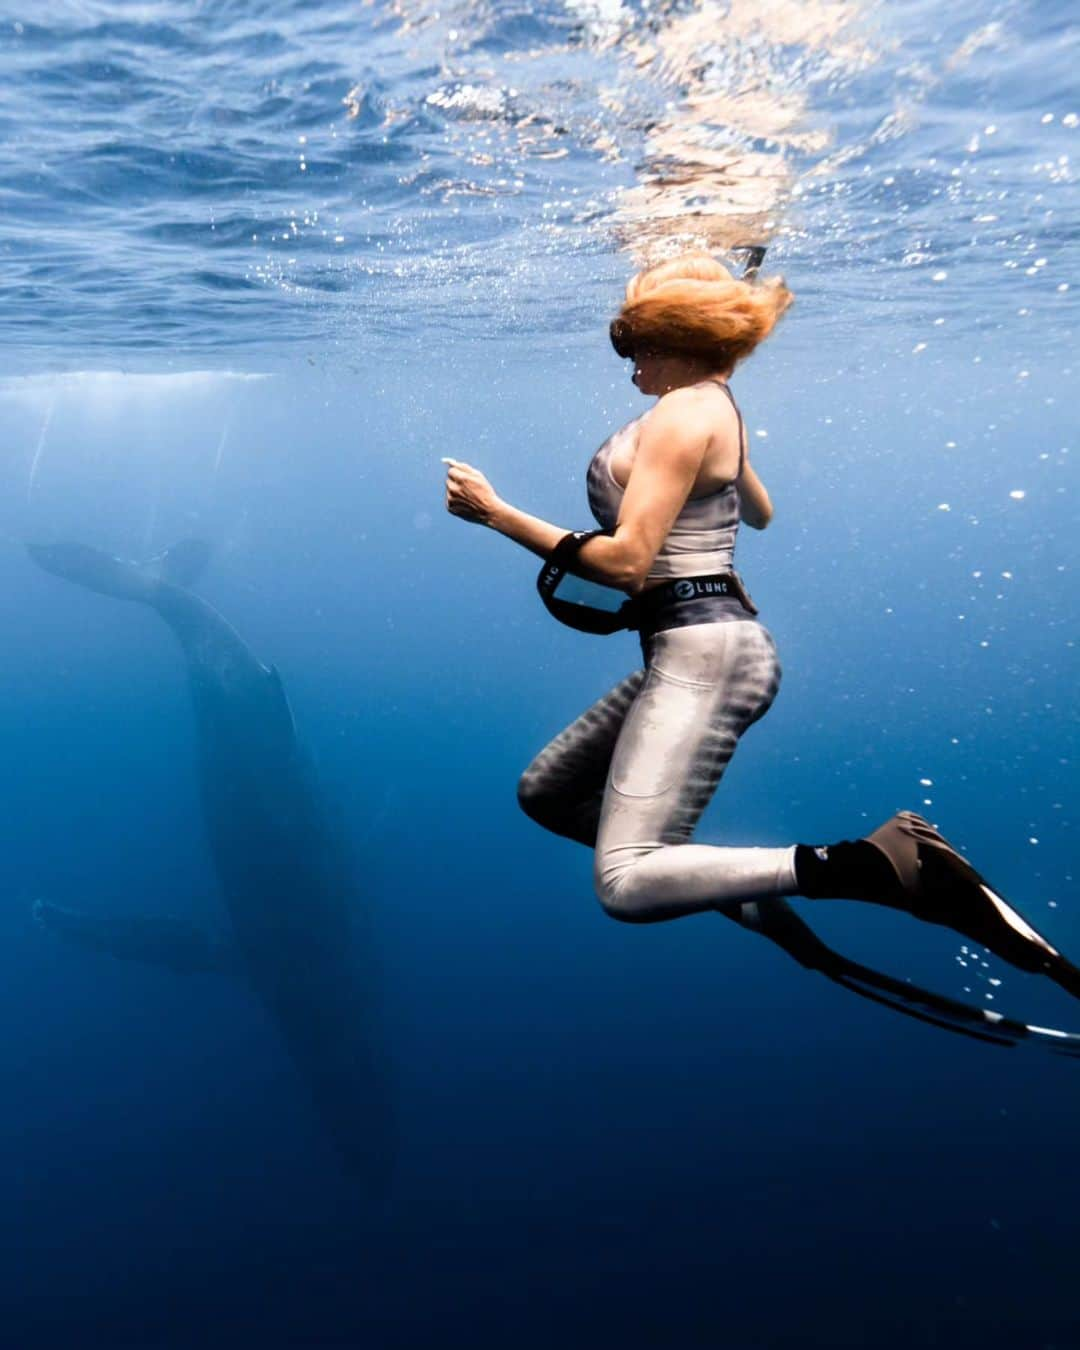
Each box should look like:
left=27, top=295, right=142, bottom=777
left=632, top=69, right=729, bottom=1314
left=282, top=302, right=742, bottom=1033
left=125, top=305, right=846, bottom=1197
left=444, top=252, right=1080, bottom=1019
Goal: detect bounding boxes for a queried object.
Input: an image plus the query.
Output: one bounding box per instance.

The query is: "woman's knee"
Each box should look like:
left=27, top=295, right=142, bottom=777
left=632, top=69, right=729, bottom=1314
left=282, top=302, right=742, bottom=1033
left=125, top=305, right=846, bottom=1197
left=595, top=884, right=652, bottom=924
left=592, top=854, right=651, bottom=924
left=516, top=766, right=553, bottom=826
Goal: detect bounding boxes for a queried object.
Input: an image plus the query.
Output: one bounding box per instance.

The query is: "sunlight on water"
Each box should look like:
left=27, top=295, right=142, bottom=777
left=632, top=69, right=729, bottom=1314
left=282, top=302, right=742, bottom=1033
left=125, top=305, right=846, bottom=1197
left=1, top=0, right=1075, bottom=353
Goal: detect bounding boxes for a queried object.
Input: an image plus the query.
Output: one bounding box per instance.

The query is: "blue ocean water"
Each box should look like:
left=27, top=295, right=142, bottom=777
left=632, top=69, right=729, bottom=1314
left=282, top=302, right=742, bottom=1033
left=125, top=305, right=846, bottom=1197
left=1, top=2, right=1078, bottom=1346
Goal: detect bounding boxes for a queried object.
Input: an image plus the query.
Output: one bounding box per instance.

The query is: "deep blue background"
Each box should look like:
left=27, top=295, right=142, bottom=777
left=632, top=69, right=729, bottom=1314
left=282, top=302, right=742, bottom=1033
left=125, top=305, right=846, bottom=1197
left=1, top=340, right=1076, bottom=1348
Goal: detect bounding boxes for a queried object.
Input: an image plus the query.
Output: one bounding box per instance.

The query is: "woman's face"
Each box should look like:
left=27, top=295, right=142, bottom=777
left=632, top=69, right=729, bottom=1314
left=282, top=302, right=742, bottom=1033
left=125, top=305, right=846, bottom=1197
left=630, top=347, right=672, bottom=395
left=630, top=346, right=729, bottom=395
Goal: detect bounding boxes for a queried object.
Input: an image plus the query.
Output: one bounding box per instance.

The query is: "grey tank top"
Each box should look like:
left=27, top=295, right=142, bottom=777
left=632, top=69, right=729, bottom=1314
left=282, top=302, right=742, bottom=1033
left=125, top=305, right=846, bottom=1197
left=586, top=379, right=745, bottom=582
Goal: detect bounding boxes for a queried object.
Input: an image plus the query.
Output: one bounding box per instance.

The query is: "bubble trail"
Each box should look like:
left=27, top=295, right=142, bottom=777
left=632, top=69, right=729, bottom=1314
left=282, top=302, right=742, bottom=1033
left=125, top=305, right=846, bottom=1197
left=26, top=399, right=54, bottom=504
left=212, top=417, right=231, bottom=488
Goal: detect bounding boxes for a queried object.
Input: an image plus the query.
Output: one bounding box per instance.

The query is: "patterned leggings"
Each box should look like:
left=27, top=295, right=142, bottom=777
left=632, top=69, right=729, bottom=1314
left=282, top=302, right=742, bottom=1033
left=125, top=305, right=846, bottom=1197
left=517, top=621, right=798, bottom=922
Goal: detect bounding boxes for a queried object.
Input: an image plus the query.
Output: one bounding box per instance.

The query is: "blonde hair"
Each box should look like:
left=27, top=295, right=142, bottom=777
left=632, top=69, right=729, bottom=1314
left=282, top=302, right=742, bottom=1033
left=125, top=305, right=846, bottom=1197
left=609, top=251, right=793, bottom=368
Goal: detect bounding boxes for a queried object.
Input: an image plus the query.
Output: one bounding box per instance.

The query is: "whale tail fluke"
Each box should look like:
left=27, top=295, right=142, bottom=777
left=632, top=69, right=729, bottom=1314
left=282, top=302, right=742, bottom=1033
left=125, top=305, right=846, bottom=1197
left=33, top=899, right=238, bottom=976
left=27, top=538, right=210, bottom=603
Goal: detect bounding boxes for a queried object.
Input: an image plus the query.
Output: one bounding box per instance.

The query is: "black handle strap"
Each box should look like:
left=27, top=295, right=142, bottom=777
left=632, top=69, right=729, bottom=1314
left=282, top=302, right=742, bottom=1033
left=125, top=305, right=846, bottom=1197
left=544, top=529, right=606, bottom=571
left=537, top=530, right=609, bottom=606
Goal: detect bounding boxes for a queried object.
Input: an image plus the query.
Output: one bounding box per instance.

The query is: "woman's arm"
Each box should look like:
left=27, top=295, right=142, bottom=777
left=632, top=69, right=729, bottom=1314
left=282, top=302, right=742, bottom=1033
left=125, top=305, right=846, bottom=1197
left=444, top=389, right=714, bottom=594
left=446, top=465, right=639, bottom=586
left=737, top=456, right=773, bottom=529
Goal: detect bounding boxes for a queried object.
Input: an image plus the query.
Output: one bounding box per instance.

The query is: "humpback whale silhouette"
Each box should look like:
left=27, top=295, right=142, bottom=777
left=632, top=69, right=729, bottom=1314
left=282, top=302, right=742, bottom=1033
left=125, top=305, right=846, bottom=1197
left=28, top=540, right=388, bottom=1179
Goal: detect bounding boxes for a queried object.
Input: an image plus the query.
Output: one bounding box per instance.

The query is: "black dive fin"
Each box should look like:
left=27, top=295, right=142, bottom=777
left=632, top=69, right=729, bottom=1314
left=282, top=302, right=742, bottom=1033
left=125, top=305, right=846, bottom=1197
left=33, top=900, right=238, bottom=976
left=729, top=899, right=1080, bottom=1057
left=864, top=812, right=1080, bottom=998
left=147, top=538, right=212, bottom=589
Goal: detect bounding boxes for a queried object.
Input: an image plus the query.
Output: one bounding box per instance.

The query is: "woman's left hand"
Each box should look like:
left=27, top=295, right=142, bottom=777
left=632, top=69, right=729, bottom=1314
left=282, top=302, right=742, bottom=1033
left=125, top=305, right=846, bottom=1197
left=443, top=458, right=501, bottom=526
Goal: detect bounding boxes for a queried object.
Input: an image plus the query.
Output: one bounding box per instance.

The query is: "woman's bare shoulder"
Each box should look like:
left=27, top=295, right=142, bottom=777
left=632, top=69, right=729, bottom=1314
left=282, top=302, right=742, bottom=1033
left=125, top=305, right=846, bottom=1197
left=650, top=382, right=728, bottom=432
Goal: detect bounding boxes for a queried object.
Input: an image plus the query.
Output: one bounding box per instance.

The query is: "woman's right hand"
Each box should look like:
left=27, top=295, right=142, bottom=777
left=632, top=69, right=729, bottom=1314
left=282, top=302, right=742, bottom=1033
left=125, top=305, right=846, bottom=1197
left=443, top=457, right=503, bottom=527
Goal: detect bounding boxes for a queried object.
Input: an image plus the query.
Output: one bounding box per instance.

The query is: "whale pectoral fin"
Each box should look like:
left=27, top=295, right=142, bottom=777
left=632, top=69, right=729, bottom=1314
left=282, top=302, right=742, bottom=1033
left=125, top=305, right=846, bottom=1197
left=27, top=538, right=211, bottom=602
left=26, top=542, right=156, bottom=603
left=148, top=538, right=212, bottom=588
left=33, top=900, right=238, bottom=976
